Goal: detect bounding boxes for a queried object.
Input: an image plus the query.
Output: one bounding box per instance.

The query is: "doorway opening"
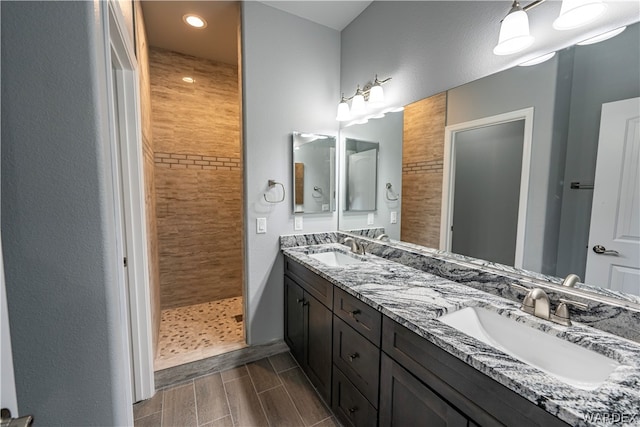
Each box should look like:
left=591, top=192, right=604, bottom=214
left=135, top=2, right=246, bottom=372
left=440, top=108, right=534, bottom=268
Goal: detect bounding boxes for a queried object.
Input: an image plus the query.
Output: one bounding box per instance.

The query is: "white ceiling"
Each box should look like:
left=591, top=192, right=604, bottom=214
left=259, top=1, right=373, bottom=31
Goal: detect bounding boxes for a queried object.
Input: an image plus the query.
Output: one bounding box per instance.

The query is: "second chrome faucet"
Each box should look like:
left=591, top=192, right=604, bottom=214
left=512, top=283, right=588, bottom=326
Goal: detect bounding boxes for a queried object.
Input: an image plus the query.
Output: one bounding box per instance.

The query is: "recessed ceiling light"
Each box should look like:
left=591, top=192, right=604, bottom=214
left=183, top=14, right=207, bottom=29
left=182, top=77, right=195, bottom=83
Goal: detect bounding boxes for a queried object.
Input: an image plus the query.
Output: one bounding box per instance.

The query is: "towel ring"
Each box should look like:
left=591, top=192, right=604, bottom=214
left=312, top=186, right=323, bottom=199
left=385, top=182, right=399, bottom=201
left=264, top=179, right=285, bottom=203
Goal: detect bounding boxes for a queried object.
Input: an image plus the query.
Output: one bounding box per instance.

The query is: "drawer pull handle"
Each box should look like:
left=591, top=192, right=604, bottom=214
left=349, top=309, right=361, bottom=319
left=348, top=352, right=359, bottom=362
left=348, top=406, right=358, bottom=414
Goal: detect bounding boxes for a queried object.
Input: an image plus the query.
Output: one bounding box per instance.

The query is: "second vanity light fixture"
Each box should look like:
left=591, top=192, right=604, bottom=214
left=336, top=75, right=393, bottom=122
left=494, top=0, right=608, bottom=56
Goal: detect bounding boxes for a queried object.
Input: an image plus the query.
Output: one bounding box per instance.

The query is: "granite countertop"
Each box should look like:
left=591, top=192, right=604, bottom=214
left=281, top=242, right=640, bottom=427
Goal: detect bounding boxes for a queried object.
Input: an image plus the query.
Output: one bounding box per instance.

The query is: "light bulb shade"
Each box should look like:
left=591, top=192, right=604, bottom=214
left=577, top=26, right=626, bottom=45
left=368, top=84, right=384, bottom=106
left=351, top=93, right=366, bottom=114
left=553, top=0, right=607, bottom=30
left=493, top=9, right=535, bottom=55
left=336, top=101, right=351, bottom=121
left=519, top=51, right=556, bottom=67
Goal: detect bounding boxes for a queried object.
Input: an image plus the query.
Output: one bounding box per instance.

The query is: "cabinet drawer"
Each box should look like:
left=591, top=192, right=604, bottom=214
left=333, top=316, right=380, bottom=407
left=334, top=287, right=382, bottom=346
left=382, top=316, right=569, bottom=427
left=284, top=256, right=333, bottom=308
left=332, top=366, right=377, bottom=427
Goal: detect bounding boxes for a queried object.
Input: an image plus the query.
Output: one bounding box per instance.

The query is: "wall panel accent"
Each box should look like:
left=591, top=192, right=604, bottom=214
left=401, top=92, right=447, bottom=247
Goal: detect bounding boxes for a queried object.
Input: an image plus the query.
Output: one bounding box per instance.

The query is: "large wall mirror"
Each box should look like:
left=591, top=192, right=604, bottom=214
left=292, top=132, right=336, bottom=213
left=338, top=22, right=640, bottom=298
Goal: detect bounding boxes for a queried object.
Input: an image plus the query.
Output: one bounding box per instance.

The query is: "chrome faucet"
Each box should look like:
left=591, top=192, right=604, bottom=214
left=561, top=273, right=581, bottom=287
left=343, top=237, right=365, bottom=255
left=376, top=234, right=389, bottom=241
left=511, top=283, right=588, bottom=326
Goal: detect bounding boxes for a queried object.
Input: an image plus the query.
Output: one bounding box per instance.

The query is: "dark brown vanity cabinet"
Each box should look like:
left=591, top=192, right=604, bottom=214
left=284, top=257, right=569, bottom=427
left=284, top=260, right=333, bottom=404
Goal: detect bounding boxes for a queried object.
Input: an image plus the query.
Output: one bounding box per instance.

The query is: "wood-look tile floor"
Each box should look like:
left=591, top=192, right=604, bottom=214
left=156, top=297, right=246, bottom=371
left=135, top=352, right=338, bottom=427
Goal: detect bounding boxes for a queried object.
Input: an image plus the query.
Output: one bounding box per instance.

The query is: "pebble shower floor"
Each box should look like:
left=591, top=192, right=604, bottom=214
left=155, top=296, right=245, bottom=371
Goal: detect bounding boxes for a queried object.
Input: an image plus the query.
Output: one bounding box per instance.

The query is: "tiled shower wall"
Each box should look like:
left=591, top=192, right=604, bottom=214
left=135, top=3, right=161, bottom=351
left=149, top=47, right=243, bottom=310
left=401, top=92, right=447, bottom=247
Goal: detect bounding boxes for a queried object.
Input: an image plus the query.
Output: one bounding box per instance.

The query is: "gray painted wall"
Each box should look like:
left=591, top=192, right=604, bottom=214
left=1, top=2, right=131, bottom=424
left=242, top=2, right=340, bottom=344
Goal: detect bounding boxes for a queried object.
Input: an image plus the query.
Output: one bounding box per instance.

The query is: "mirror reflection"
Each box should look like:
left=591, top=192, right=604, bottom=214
left=338, top=22, right=640, bottom=296
left=292, top=132, right=336, bottom=213
left=345, top=138, right=379, bottom=211
left=339, top=111, right=403, bottom=238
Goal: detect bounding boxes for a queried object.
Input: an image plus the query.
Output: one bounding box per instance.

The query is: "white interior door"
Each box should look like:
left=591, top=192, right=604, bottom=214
left=585, top=97, right=640, bottom=294
left=348, top=149, right=377, bottom=210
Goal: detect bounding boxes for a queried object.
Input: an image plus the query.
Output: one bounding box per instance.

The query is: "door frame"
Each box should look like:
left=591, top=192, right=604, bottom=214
left=103, top=1, right=154, bottom=401
left=440, top=108, right=534, bottom=268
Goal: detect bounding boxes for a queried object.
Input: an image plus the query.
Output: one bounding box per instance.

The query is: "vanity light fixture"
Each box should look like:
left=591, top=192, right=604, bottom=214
left=494, top=0, right=609, bottom=56
left=183, top=14, right=207, bottom=29
left=553, top=0, right=607, bottom=30
left=577, top=25, right=626, bottom=45
left=493, top=1, right=535, bottom=56
left=518, top=51, right=556, bottom=66
left=336, top=75, right=392, bottom=122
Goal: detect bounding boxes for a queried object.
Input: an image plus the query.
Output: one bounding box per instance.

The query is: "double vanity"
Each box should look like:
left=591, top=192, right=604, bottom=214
left=281, top=232, right=640, bottom=427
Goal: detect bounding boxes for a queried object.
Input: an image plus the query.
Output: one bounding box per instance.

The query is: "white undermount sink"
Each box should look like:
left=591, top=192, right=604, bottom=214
left=308, top=250, right=366, bottom=267
left=438, top=306, right=620, bottom=390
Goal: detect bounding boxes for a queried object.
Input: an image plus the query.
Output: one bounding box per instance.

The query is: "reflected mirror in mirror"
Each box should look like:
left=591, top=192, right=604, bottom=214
left=292, top=132, right=336, bottom=213
left=344, top=138, right=379, bottom=211
left=338, top=22, right=640, bottom=298
left=339, top=111, right=403, bottom=238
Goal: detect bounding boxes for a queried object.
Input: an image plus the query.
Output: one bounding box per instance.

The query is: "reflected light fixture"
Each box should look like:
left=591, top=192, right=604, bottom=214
left=493, top=0, right=609, bottom=56
left=335, top=75, right=392, bottom=122
left=183, top=14, right=207, bottom=28
left=493, top=1, right=535, bottom=56
left=182, top=77, right=195, bottom=83
left=518, top=51, right=556, bottom=66
left=553, top=0, right=607, bottom=30
left=577, top=25, right=626, bottom=45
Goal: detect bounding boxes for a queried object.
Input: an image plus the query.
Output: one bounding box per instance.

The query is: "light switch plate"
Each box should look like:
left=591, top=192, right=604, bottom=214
left=390, top=211, right=397, bottom=224
left=294, top=216, right=303, bottom=231
left=367, top=213, right=374, bottom=225
left=256, top=217, right=267, bottom=234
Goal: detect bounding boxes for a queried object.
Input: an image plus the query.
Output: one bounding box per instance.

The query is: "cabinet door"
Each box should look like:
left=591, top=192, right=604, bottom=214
left=380, top=354, right=468, bottom=427
left=284, top=277, right=305, bottom=363
left=305, top=293, right=333, bottom=404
